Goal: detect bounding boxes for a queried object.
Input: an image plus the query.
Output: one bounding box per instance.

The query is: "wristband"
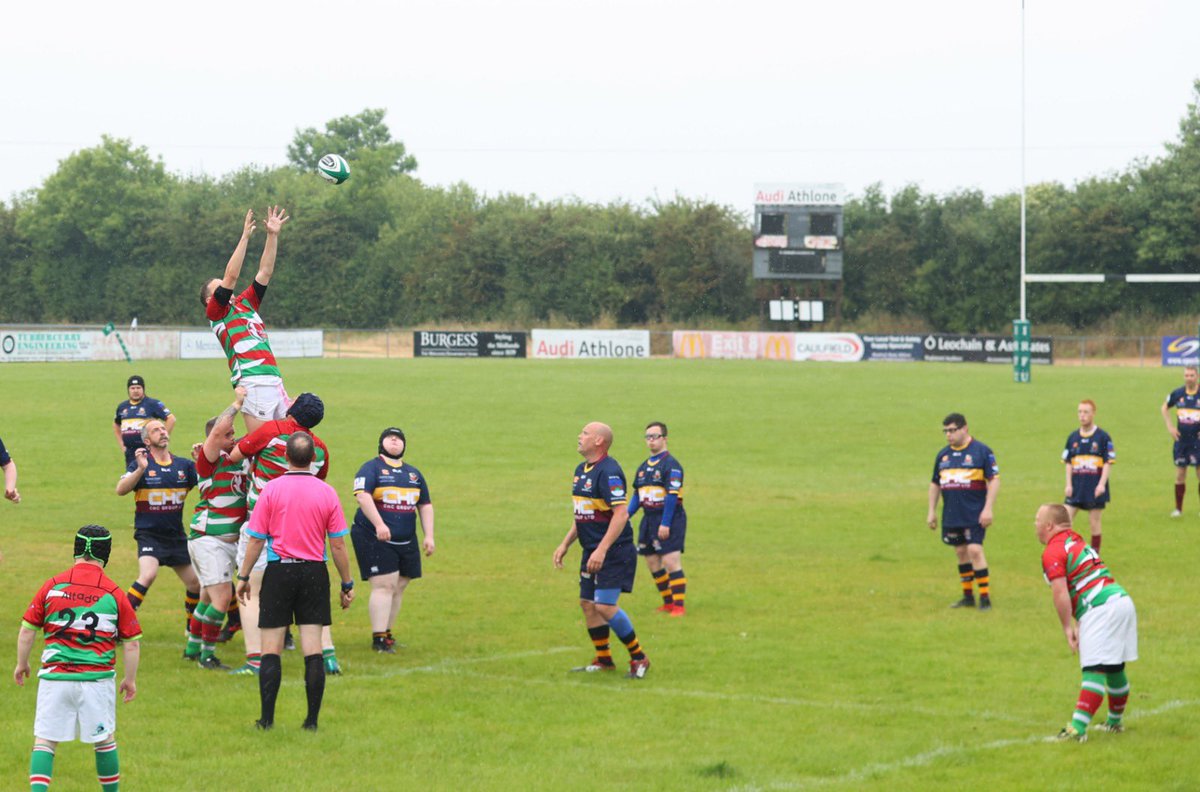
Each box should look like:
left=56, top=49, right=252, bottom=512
left=237, top=574, right=249, bottom=582
left=340, top=580, right=355, bottom=592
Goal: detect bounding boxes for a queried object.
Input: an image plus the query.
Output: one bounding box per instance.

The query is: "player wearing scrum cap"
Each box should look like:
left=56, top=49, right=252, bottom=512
left=14, top=525, right=142, bottom=792
left=349, top=428, right=435, bottom=653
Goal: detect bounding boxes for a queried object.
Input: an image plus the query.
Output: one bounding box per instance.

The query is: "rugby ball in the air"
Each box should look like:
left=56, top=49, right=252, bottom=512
left=317, top=154, right=350, bottom=184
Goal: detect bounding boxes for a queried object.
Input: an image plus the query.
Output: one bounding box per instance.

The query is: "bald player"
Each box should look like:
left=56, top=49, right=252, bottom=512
left=554, top=422, right=650, bottom=679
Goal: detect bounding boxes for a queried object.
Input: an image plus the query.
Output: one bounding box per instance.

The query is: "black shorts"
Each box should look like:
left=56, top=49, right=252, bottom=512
left=1174, top=438, right=1200, bottom=467
left=942, top=524, right=987, bottom=547
left=351, top=525, right=422, bottom=580
left=134, top=530, right=192, bottom=567
left=636, top=511, right=687, bottom=556
left=578, top=542, right=637, bottom=601
left=259, top=561, right=331, bottom=628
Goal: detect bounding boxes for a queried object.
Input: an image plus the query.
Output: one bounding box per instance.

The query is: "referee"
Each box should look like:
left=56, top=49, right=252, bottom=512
left=236, top=433, right=355, bottom=732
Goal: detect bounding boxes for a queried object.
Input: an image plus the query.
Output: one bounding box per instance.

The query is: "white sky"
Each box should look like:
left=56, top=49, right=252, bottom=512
left=4, top=0, right=1198, bottom=216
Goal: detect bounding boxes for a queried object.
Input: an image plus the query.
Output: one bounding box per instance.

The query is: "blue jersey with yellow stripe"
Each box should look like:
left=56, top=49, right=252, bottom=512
left=1063, top=427, right=1115, bottom=502
left=932, top=438, right=998, bottom=528
left=1166, top=386, right=1200, bottom=441
left=572, top=455, right=630, bottom=551
left=126, top=454, right=196, bottom=536
left=352, top=457, right=431, bottom=544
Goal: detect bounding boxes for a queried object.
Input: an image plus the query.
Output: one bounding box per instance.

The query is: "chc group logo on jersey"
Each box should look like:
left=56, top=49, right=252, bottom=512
left=1162, top=336, right=1200, bottom=367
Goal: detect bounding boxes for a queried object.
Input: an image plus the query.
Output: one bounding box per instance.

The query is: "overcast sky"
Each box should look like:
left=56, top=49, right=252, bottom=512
left=4, top=0, right=1198, bottom=216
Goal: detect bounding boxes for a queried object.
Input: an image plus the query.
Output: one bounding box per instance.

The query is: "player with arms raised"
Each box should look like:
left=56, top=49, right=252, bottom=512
left=200, top=206, right=290, bottom=435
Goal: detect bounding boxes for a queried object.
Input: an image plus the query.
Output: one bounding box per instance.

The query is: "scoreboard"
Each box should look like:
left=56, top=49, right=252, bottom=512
left=752, top=183, right=844, bottom=281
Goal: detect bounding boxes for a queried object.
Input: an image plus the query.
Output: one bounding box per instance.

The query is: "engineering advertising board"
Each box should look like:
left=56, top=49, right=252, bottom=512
left=413, top=331, right=526, bottom=358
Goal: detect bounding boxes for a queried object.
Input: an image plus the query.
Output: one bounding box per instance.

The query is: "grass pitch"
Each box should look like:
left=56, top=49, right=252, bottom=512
left=0, top=358, right=1197, bottom=791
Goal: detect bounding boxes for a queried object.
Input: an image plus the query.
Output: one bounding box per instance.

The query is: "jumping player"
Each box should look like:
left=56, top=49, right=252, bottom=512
left=200, top=206, right=291, bottom=435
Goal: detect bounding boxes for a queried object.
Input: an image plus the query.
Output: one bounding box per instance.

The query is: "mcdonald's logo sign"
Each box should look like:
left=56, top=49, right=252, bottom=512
left=761, top=334, right=793, bottom=361
left=674, top=332, right=707, bottom=359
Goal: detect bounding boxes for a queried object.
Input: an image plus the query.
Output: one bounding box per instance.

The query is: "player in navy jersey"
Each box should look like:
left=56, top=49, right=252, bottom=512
left=1, top=433, right=19, bottom=507
left=927, top=413, right=1000, bottom=610
left=627, top=422, right=689, bottom=615
left=115, top=419, right=201, bottom=648
left=1161, top=365, right=1200, bottom=516
left=554, top=422, right=650, bottom=678
left=350, top=428, right=435, bottom=653
left=113, top=375, right=175, bottom=468
left=1063, top=400, right=1115, bottom=551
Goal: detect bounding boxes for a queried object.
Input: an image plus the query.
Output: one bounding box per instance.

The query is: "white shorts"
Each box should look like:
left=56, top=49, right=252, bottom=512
left=237, top=527, right=268, bottom=572
left=189, top=534, right=238, bottom=588
left=1079, top=594, right=1138, bottom=667
left=239, top=377, right=290, bottom=421
left=35, top=678, right=117, bottom=743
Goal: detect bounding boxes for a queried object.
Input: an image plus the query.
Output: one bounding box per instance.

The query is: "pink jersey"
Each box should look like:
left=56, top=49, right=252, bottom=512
left=245, top=471, right=348, bottom=562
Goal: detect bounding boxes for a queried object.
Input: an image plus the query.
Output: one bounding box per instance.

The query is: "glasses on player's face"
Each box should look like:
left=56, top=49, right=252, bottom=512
left=644, top=433, right=663, bottom=440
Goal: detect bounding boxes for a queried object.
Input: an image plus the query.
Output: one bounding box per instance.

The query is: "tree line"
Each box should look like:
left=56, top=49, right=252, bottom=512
left=3, top=86, right=1199, bottom=332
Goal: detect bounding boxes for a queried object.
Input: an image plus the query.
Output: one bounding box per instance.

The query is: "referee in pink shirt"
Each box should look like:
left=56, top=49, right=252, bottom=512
left=236, top=432, right=354, bottom=731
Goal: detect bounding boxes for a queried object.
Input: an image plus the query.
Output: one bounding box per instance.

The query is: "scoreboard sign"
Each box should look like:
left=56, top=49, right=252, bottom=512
left=753, top=182, right=844, bottom=281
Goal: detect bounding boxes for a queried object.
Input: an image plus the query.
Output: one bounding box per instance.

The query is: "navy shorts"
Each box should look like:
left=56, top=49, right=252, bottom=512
left=1174, top=438, right=1200, bottom=467
left=578, top=542, right=637, bottom=601
left=351, top=524, right=422, bottom=580
left=942, top=524, right=986, bottom=547
left=1066, top=497, right=1107, bottom=511
left=636, top=511, right=687, bottom=556
left=259, top=561, right=331, bottom=628
left=134, top=530, right=192, bottom=567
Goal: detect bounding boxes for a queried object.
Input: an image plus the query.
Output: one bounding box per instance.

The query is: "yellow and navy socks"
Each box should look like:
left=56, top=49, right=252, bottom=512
left=587, top=625, right=614, bottom=667
left=668, top=569, right=687, bottom=609
left=652, top=569, right=672, bottom=605
left=974, top=567, right=990, bottom=600
left=957, top=563, right=974, bottom=600
left=127, top=581, right=149, bottom=610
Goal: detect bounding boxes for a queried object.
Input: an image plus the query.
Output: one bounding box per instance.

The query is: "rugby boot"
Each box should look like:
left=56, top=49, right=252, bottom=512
left=626, top=658, right=651, bottom=679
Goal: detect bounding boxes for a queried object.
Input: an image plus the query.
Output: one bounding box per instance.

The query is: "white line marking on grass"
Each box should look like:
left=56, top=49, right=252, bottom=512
left=724, top=699, right=1198, bottom=791
left=374, top=665, right=1038, bottom=725
left=296, top=646, right=578, bottom=685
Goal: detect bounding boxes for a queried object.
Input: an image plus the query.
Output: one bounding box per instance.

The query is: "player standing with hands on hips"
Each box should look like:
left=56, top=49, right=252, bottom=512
left=1161, top=365, right=1200, bottom=516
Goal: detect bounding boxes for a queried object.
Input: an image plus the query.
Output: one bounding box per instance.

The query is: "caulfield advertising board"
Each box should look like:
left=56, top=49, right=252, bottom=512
left=531, top=329, right=650, bottom=359
left=922, top=334, right=1053, bottom=364
left=1162, top=336, right=1200, bottom=366
left=413, top=331, right=526, bottom=358
left=792, top=333, right=863, bottom=362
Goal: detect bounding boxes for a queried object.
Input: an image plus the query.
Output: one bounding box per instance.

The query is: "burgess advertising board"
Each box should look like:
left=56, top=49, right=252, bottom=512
left=413, top=331, right=526, bottom=358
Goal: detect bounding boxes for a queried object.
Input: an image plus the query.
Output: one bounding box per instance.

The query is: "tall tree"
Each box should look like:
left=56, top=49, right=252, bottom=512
left=287, top=108, right=417, bottom=176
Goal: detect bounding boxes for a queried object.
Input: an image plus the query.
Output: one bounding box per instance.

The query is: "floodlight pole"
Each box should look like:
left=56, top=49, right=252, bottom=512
left=1013, top=0, right=1032, bottom=383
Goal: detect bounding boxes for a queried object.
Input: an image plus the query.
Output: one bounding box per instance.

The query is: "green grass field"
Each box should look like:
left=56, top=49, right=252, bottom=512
left=0, top=358, right=1197, bottom=791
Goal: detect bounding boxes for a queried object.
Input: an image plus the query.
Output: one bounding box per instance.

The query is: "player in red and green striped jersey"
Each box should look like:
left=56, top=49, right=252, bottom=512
left=15, top=525, right=141, bottom=792
left=200, top=206, right=291, bottom=436
left=1036, top=503, right=1138, bottom=742
left=185, top=389, right=250, bottom=670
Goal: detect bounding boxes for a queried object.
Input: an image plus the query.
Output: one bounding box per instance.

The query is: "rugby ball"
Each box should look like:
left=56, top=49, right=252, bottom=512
left=317, top=154, right=351, bottom=184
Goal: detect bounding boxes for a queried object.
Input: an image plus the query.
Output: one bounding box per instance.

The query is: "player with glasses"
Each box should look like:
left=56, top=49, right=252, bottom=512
left=627, top=422, right=689, bottom=616
left=927, top=413, right=1000, bottom=610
